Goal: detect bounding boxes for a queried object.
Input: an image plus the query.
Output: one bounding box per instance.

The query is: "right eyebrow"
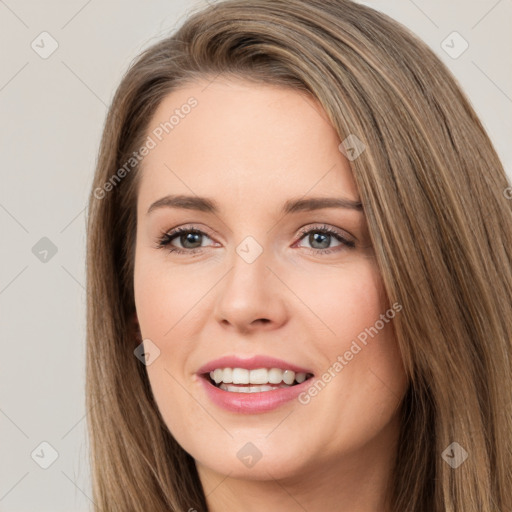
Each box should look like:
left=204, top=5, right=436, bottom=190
left=147, top=195, right=218, bottom=215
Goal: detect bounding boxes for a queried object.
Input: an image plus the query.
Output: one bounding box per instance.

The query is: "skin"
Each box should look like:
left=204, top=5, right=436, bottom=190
left=133, top=76, right=408, bottom=512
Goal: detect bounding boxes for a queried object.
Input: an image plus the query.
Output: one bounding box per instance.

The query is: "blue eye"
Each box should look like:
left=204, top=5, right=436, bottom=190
left=157, top=227, right=214, bottom=254
left=296, top=225, right=355, bottom=253
left=156, top=224, right=355, bottom=255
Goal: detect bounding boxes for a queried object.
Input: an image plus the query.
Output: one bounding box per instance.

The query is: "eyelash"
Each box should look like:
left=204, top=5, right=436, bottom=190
left=155, top=224, right=355, bottom=256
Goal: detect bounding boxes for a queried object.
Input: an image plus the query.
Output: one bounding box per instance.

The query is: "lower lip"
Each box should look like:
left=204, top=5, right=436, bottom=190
left=198, top=375, right=314, bottom=414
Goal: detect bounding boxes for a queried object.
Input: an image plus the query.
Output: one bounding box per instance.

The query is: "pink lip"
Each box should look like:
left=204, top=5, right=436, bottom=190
left=198, top=374, right=314, bottom=414
left=196, top=355, right=313, bottom=375
left=196, top=355, right=315, bottom=414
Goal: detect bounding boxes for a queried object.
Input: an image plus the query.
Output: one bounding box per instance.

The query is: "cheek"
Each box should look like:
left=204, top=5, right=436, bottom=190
left=133, top=249, right=208, bottom=338
left=327, top=260, right=404, bottom=384
left=133, top=252, right=213, bottom=440
left=294, top=258, right=406, bottom=430
left=292, top=256, right=388, bottom=344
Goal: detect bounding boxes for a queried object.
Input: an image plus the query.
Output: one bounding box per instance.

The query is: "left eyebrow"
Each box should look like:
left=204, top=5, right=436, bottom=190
left=282, top=196, right=363, bottom=214
left=146, top=194, right=363, bottom=216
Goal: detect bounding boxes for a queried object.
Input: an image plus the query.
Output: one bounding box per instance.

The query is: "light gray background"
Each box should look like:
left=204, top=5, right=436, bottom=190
left=0, top=1, right=510, bottom=510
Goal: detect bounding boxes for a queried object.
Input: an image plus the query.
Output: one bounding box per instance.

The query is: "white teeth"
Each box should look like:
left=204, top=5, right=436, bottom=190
left=209, top=369, right=233, bottom=383
left=295, top=372, right=306, bottom=383
left=282, top=370, right=295, bottom=385
left=232, top=368, right=250, bottom=384
left=268, top=368, right=284, bottom=384
left=219, top=383, right=290, bottom=393
left=213, top=368, right=223, bottom=384
left=222, top=367, right=233, bottom=383
left=249, top=368, right=268, bottom=384
left=207, top=367, right=312, bottom=386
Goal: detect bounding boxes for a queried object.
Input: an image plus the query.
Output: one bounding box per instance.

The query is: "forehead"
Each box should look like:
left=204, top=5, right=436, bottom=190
left=137, top=78, right=359, bottom=213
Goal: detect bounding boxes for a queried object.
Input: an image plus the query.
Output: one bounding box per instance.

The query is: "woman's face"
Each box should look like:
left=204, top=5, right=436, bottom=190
left=133, top=77, right=408, bottom=484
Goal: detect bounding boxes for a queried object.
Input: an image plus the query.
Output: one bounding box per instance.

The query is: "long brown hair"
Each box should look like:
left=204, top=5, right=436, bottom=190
left=85, top=0, right=512, bottom=510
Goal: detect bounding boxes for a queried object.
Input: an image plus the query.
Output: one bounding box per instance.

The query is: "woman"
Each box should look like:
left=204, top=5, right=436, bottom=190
left=85, top=0, right=512, bottom=510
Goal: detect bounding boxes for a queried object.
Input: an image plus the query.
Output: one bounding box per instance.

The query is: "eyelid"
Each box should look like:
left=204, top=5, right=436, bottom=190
left=295, top=223, right=356, bottom=244
left=155, top=224, right=219, bottom=248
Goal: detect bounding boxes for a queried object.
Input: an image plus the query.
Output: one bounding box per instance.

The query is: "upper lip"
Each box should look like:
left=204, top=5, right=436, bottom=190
left=197, top=355, right=314, bottom=375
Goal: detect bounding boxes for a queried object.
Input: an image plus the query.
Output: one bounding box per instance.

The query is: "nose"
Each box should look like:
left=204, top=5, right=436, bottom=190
left=213, top=244, right=289, bottom=334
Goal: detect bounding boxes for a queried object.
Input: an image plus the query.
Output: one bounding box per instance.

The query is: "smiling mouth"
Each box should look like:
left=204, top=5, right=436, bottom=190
left=203, top=367, right=315, bottom=393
